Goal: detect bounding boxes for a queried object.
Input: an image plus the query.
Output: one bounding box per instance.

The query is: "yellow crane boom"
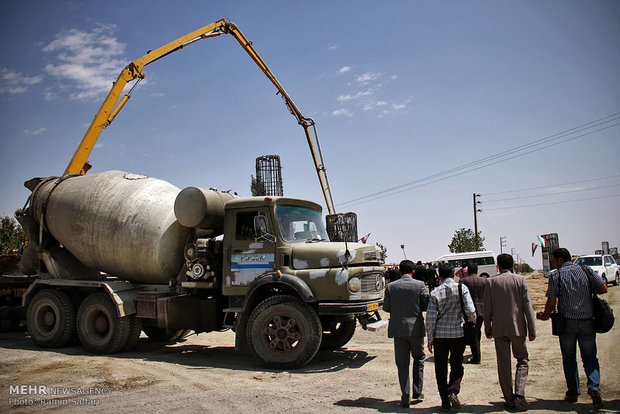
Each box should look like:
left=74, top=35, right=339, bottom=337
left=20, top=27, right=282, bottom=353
left=64, top=19, right=336, bottom=215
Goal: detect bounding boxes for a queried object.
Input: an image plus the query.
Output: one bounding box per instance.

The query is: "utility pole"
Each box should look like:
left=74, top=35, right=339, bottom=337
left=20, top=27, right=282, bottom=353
left=473, top=193, right=481, bottom=243
left=500, top=236, right=506, bottom=254
left=401, top=244, right=407, bottom=260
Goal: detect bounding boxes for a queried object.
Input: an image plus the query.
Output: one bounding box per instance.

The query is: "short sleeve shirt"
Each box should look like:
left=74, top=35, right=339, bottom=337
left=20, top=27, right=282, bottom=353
left=546, top=262, right=605, bottom=319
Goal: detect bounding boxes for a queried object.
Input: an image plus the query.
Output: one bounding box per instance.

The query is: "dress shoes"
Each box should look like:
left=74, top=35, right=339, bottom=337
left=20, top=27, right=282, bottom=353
left=400, top=394, right=410, bottom=408
left=448, top=392, right=461, bottom=409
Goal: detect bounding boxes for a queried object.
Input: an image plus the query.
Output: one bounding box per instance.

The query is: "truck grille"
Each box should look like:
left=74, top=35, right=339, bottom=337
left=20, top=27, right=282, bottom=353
left=360, top=273, right=383, bottom=293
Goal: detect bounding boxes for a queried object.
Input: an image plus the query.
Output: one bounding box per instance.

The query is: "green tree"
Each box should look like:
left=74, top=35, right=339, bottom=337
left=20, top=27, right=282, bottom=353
left=376, top=242, right=387, bottom=262
left=0, top=216, right=25, bottom=255
left=448, top=227, right=485, bottom=253
left=250, top=175, right=266, bottom=196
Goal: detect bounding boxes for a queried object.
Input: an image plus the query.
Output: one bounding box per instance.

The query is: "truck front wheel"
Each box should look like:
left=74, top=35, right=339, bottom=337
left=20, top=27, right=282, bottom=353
left=77, top=293, right=131, bottom=354
left=320, top=320, right=356, bottom=350
left=246, top=295, right=321, bottom=369
left=27, top=289, right=76, bottom=348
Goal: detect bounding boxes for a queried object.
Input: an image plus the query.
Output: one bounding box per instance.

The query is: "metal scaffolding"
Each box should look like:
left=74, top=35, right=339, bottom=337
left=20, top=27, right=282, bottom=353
left=256, top=155, right=284, bottom=196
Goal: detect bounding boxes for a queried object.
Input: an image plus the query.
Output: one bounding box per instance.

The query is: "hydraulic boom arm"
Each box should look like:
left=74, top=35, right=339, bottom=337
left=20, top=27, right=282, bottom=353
left=63, top=19, right=336, bottom=214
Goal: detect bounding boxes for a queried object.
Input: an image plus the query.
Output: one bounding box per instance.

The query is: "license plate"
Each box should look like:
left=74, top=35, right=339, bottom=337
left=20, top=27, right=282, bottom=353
left=367, top=302, right=379, bottom=312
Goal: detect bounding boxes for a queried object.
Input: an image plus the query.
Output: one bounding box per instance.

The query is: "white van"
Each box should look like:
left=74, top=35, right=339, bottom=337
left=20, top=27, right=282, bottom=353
left=434, top=251, right=497, bottom=278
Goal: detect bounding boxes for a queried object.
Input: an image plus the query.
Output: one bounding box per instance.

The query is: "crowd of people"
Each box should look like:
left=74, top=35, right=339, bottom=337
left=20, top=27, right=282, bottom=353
left=382, top=249, right=607, bottom=411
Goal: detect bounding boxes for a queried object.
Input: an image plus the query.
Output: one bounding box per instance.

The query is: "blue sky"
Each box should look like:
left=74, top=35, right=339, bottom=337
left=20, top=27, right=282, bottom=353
left=1, top=1, right=619, bottom=268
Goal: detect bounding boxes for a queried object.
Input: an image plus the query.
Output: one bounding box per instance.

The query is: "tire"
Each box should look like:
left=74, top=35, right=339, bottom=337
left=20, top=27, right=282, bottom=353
left=320, top=320, right=356, bottom=350
left=614, top=272, right=619, bottom=286
left=77, top=293, right=131, bottom=354
left=602, top=274, right=608, bottom=286
left=122, top=316, right=143, bottom=351
left=142, top=326, right=188, bottom=343
left=480, top=273, right=490, bottom=278
left=246, top=295, right=322, bottom=369
left=27, top=289, right=76, bottom=348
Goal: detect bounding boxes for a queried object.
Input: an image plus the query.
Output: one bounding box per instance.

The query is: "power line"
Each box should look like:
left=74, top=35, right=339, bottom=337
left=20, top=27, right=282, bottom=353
left=478, top=210, right=501, bottom=239
left=481, top=174, right=620, bottom=196
left=339, top=123, right=620, bottom=208
left=483, top=182, right=620, bottom=203
left=483, top=194, right=620, bottom=211
left=337, top=112, right=620, bottom=208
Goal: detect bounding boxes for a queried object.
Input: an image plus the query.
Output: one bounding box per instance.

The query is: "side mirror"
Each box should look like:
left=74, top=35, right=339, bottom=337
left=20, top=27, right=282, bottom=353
left=254, top=215, right=268, bottom=238
left=254, top=215, right=275, bottom=242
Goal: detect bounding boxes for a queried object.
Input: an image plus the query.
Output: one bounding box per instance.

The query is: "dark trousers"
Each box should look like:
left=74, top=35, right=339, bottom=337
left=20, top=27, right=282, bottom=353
left=469, top=315, right=483, bottom=362
left=394, top=336, right=425, bottom=397
left=434, top=337, right=466, bottom=405
left=559, top=319, right=600, bottom=395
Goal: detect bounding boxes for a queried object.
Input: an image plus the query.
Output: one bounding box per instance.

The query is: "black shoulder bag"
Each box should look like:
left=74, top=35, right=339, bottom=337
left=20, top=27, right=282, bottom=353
left=581, top=265, right=615, bottom=334
left=459, top=282, right=477, bottom=345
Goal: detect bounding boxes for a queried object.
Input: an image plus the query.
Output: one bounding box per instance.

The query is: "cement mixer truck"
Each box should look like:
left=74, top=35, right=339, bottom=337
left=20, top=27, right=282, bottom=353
left=16, top=171, right=385, bottom=368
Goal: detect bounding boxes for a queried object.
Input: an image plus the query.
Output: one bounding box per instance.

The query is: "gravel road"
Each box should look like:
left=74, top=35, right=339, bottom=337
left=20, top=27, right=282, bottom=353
left=1, top=274, right=618, bottom=413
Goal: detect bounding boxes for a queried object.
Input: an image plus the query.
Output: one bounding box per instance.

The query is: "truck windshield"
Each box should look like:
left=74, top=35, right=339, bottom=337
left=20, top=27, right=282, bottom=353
left=575, top=257, right=602, bottom=266
left=276, top=205, right=330, bottom=243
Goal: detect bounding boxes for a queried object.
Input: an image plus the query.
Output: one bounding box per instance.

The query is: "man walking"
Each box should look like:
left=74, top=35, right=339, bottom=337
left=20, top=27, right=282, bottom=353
left=383, top=259, right=429, bottom=408
left=484, top=253, right=536, bottom=409
left=460, top=263, right=487, bottom=364
left=537, top=248, right=607, bottom=409
left=426, top=262, right=476, bottom=411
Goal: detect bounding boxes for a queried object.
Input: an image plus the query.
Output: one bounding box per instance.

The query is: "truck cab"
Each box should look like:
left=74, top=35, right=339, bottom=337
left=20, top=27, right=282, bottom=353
left=219, top=196, right=384, bottom=367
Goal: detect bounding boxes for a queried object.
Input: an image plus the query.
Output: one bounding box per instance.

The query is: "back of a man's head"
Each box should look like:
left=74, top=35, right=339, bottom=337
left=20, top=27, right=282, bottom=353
left=399, top=259, right=415, bottom=275
left=497, top=253, right=514, bottom=271
left=467, top=263, right=478, bottom=275
left=552, top=248, right=571, bottom=262
left=438, top=262, right=454, bottom=279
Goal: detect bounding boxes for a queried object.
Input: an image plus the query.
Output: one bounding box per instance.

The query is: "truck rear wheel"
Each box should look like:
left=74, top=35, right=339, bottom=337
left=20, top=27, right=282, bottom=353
left=27, top=289, right=76, bottom=348
left=77, top=293, right=131, bottom=354
left=320, top=320, right=356, bottom=350
left=246, top=295, right=321, bottom=369
left=122, top=316, right=143, bottom=351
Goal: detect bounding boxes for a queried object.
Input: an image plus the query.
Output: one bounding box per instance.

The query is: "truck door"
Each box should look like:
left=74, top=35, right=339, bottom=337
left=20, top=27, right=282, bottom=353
left=223, top=209, right=276, bottom=295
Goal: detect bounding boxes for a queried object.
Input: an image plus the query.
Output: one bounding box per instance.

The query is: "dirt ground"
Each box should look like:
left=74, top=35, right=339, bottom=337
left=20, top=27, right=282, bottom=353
left=1, top=274, right=619, bottom=413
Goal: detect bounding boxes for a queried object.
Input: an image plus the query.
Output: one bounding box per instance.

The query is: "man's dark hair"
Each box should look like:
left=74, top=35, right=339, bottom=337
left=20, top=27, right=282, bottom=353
left=552, top=248, right=571, bottom=262
left=467, top=263, right=478, bottom=275
left=497, top=253, right=514, bottom=270
left=399, top=260, right=415, bottom=275
left=438, top=262, right=454, bottom=279
left=416, top=260, right=423, bottom=266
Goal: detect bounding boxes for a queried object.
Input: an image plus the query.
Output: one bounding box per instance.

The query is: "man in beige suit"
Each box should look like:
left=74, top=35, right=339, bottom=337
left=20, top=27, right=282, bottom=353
left=484, top=253, right=536, bottom=409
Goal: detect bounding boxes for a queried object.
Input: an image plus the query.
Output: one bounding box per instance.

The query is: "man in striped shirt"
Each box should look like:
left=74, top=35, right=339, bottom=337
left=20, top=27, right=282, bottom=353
left=537, top=248, right=607, bottom=409
left=426, top=262, right=476, bottom=411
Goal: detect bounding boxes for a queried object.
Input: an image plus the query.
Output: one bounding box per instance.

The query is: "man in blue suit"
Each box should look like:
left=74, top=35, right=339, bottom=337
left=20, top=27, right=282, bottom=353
left=383, top=259, right=429, bottom=408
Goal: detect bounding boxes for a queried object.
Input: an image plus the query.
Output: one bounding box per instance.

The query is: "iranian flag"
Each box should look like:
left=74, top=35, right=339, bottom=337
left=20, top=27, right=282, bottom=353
left=537, top=235, right=547, bottom=248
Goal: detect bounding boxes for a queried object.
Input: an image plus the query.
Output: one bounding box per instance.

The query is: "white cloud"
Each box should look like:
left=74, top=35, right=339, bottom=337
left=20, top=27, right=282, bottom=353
left=392, top=103, right=406, bottom=110
left=332, top=109, right=353, bottom=117
left=376, top=101, right=387, bottom=106
left=337, top=89, right=372, bottom=102
left=356, top=72, right=382, bottom=83
left=23, top=127, right=48, bottom=136
left=43, top=24, right=127, bottom=101
left=329, top=45, right=338, bottom=51
left=0, top=68, right=43, bottom=95
left=338, top=66, right=351, bottom=74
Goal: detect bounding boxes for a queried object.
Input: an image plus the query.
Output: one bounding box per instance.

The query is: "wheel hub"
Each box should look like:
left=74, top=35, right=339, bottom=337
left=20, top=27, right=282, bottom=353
left=94, top=314, right=109, bottom=333
left=43, top=310, right=56, bottom=327
left=264, top=314, right=300, bottom=352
